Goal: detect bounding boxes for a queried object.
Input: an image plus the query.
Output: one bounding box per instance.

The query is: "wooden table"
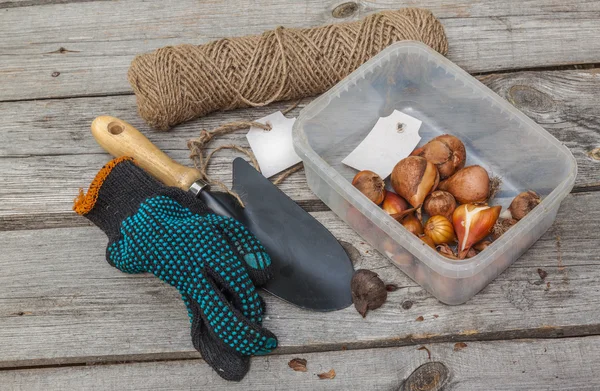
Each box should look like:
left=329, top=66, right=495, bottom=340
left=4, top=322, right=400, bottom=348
left=1, top=1, right=600, bottom=389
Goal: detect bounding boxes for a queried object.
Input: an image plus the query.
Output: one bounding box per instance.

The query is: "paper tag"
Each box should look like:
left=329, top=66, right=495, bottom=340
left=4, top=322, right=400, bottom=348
left=342, top=110, right=422, bottom=178
left=246, top=111, right=301, bottom=178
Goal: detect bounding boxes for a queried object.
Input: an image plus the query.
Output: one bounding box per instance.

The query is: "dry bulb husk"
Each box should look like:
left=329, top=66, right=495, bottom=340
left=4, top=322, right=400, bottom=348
left=473, top=240, right=492, bottom=252
left=438, top=165, right=490, bottom=204
left=391, top=156, right=440, bottom=208
left=352, top=170, right=386, bottom=205
left=424, top=215, right=456, bottom=245
left=423, top=190, right=456, bottom=220
left=351, top=269, right=387, bottom=317
left=488, top=175, right=502, bottom=202
left=453, top=204, right=501, bottom=259
left=411, top=134, right=466, bottom=179
left=437, top=243, right=458, bottom=259
left=508, top=190, right=541, bottom=220
left=492, top=218, right=517, bottom=240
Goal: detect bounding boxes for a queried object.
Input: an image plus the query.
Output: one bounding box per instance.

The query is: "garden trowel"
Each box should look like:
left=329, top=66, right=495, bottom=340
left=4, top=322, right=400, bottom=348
left=91, top=116, right=354, bottom=311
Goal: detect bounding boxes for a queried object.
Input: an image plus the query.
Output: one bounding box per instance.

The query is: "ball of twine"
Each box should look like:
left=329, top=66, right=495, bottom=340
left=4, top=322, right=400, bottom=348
left=128, top=8, right=448, bottom=131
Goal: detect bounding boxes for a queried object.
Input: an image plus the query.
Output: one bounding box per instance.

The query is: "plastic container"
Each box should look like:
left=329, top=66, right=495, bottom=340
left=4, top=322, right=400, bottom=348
left=292, top=41, right=577, bottom=304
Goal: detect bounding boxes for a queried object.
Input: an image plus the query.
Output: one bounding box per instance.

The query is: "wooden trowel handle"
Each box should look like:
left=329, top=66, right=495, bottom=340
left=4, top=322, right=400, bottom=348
left=91, top=116, right=201, bottom=190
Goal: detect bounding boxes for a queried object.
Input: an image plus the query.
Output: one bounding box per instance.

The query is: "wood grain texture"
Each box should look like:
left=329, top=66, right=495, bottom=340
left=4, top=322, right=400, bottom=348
left=2, top=0, right=600, bottom=101
left=1, top=68, right=599, bottom=228
left=0, top=189, right=598, bottom=366
left=4, top=0, right=600, bottom=14
left=0, top=0, right=107, bottom=9
left=2, top=336, right=599, bottom=390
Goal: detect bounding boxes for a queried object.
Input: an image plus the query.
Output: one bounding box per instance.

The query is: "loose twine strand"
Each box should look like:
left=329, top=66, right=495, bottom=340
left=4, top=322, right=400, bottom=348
left=187, top=101, right=302, bottom=206
left=130, top=8, right=447, bottom=202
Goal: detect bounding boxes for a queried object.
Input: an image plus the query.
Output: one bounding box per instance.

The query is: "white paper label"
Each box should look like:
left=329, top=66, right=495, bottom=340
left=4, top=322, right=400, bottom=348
left=246, top=111, right=301, bottom=179
left=342, top=110, right=422, bottom=178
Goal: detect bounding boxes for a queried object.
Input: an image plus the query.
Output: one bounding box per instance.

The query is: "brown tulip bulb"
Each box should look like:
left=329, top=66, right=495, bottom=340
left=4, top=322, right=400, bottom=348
left=509, top=190, right=541, bottom=220
left=352, top=170, right=386, bottom=205
left=423, top=190, right=456, bottom=220
left=391, top=156, right=439, bottom=208
left=411, top=134, right=466, bottom=179
left=351, top=269, right=387, bottom=318
left=438, top=165, right=490, bottom=204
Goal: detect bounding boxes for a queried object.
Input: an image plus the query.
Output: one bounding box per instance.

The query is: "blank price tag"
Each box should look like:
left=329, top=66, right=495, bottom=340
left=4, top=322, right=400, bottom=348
left=246, top=111, right=301, bottom=179
left=342, top=110, right=422, bottom=178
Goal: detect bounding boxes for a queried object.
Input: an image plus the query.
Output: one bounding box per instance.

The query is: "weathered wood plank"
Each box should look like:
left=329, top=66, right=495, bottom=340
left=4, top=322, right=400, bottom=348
left=1, top=336, right=598, bottom=390
left=1, top=68, right=599, bottom=228
left=2, top=0, right=600, bottom=100
left=0, top=190, right=598, bottom=366
left=4, top=0, right=600, bottom=14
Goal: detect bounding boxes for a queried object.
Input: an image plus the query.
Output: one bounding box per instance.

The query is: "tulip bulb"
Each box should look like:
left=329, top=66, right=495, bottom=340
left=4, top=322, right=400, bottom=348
left=420, top=235, right=436, bottom=249
left=391, top=156, right=440, bottom=208
left=402, top=213, right=424, bottom=236
left=351, top=270, right=387, bottom=318
left=411, top=134, right=466, bottom=179
left=352, top=170, right=386, bottom=205
left=509, top=190, right=541, bottom=220
left=382, top=192, right=410, bottom=216
left=438, top=165, right=490, bottom=204
left=423, top=190, right=456, bottom=221
left=424, top=215, right=456, bottom=245
left=453, top=204, right=501, bottom=259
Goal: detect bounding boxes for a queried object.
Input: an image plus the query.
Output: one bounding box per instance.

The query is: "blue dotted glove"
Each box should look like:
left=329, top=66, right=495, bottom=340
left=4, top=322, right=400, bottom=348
left=74, top=157, right=277, bottom=381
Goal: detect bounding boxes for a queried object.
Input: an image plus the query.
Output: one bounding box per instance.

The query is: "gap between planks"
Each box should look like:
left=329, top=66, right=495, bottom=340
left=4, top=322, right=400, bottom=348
left=0, top=326, right=597, bottom=371
left=0, top=332, right=594, bottom=374
left=1, top=62, right=599, bottom=104
left=2, top=336, right=600, bottom=390
left=0, top=184, right=598, bottom=232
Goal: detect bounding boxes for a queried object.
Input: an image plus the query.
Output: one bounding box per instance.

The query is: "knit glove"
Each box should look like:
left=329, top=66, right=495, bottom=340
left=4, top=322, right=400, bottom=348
left=74, top=157, right=277, bottom=381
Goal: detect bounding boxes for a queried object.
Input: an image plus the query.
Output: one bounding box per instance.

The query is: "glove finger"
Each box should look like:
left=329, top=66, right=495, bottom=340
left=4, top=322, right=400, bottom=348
left=189, top=269, right=277, bottom=356
left=190, top=218, right=266, bottom=324
left=181, top=293, right=250, bottom=382
left=204, top=214, right=272, bottom=287
left=204, top=261, right=265, bottom=325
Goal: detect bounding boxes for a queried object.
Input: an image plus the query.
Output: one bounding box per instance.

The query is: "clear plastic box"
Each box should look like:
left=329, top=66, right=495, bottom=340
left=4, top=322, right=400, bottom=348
left=292, top=41, right=577, bottom=305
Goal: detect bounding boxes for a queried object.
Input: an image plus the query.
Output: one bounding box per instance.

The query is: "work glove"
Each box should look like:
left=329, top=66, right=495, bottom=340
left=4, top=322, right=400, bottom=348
left=74, top=157, right=277, bottom=381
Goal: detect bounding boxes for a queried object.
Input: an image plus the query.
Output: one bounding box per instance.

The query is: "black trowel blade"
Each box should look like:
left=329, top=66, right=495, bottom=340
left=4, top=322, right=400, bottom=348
left=231, top=158, right=354, bottom=311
